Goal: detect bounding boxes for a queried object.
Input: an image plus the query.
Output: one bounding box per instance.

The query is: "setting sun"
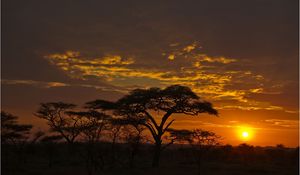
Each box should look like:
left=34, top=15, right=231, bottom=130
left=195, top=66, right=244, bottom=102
left=242, top=131, right=249, bottom=138
left=237, top=126, right=254, bottom=141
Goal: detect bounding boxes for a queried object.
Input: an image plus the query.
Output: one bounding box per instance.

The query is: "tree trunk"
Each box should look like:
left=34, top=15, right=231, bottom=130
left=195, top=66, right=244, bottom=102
left=152, top=142, right=161, bottom=167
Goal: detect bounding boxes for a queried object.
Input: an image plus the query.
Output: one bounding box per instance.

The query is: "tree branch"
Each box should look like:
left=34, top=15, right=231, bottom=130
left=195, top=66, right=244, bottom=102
left=141, top=123, right=158, bottom=141
left=159, top=109, right=174, bottom=131
left=163, top=119, right=175, bottom=134
left=144, top=111, right=159, bottom=129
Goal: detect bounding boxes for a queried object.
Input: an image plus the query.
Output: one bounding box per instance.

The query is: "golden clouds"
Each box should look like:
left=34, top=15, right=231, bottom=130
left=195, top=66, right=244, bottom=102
left=47, top=51, right=80, bottom=60
left=168, top=54, right=175, bottom=60
left=183, top=42, right=197, bottom=52
left=264, top=119, right=299, bottom=128
left=217, top=105, right=283, bottom=111
left=165, top=43, right=199, bottom=61
left=45, top=52, right=137, bottom=80
left=43, top=43, right=286, bottom=112
left=200, top=56, right=236, bottom=64
left=249, top=88, right=263, bottom=93
left=165, top=43, right=236, bottom=65
left=97, top=55, right=134, bottom=65
left=46, top=52, right=134, bottom=66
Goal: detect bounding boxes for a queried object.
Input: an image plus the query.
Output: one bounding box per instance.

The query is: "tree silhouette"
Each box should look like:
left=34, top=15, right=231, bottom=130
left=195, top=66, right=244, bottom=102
left=189, top=129, right=220, bottom=175
left=1, top=111, right=33, bottom=169
left=30, top=130, right=46, bottom=144
left=167, top=128, right=194, bottom=145
left=66, top=110, right=111, bottom=143
left=123, top=123, right=146, bottom=168
left=35, top=102, right=81, bottom=144
left=168, top=128, right=220, bottom=174
left=86, top=85, right=218, bottom=167
left=1, top=111, right=33, bottom=145
left=108, top=118, right=128, bottom=167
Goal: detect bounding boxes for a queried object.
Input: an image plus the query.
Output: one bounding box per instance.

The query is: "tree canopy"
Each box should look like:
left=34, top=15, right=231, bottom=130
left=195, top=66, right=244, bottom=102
left=35, top=102, right=81, bottom=144
left=87, top=85, right=218, bottom=167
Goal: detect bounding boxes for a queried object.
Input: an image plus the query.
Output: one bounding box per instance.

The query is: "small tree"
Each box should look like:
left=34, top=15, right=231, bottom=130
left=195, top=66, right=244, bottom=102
left=87, top=85, right=218, bottom=167
left=124, top=124, right=145, bottom=168
left=1, top=111, right=33, bottom=145
left=67, top=110, right=111, bottom=174
left=107, top=118, right=127, bottom=168
left=35, top=102, right=81, bottom=144
left=1, top=111, right=33, bottom=168
left=167, top=128, right=194, bottom=145
left=67, top=110, right=111, bottom=143
left=111, top=118, right=146, bottom=168
left=168, top=128, right=220, bottom=175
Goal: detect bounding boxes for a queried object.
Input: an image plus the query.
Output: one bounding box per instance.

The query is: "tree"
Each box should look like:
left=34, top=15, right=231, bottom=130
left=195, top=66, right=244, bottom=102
left=1, top=111, right=33, bottom=169
left=86, top=85, right=218, bottom=167
left=108, top=118, right=127, bottom=168
left=190, top=129, right=220, bottom=175
left=166, top=128, right=194, bottom=145
left=67, top=110, right=112, bottom=173
left=168, top=128, right=220, bottom=175
left=66, top=110, right=111, bottom=143
left=35, top=102, right=81, bottom=144
left=123, top=122, right=146, bottom=168
left=1, top=111, right=33, bottom=145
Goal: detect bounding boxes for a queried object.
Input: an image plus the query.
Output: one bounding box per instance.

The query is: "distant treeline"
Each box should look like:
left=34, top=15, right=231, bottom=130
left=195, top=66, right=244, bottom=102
left=2, top=140, right=299, bottom=175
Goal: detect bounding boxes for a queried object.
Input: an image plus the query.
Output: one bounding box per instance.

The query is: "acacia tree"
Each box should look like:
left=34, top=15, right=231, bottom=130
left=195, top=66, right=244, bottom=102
left=1, top=111, right=33, bottom=168
left=67, top=110, right=111, bottom=143
left=67, top=110, right=113, bottom=173
left=35, top=102, right=81, bottom=144
left=123, top=120, right=146, bottom=168
left=168, top=128, right=220, bottom=175
left=1, top=111, right=33, bottom=145
left=107, top=117, right=146, bottom=168
left=189, top=129, right=221, bottom=173
left=87, top=85, right=218, bottom=167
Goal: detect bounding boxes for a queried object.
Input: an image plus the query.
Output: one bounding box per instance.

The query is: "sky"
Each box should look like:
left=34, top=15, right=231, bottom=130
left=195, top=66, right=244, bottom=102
left=2, top=0, right=299, bottom=147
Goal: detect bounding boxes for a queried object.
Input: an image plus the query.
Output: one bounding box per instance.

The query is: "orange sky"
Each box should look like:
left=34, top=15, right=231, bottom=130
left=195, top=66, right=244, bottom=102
left=2, top=0, right=299, bottom=147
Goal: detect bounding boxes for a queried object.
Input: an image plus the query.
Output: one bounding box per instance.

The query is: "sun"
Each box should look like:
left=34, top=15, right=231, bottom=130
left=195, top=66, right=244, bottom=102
left=237, top=126, right=253, bottom=141
left=242, top=131, right=249, bottom=138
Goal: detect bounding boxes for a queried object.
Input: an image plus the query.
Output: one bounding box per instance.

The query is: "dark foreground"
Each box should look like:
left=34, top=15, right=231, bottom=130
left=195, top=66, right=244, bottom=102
left=2, top=143, right=299, bottom=175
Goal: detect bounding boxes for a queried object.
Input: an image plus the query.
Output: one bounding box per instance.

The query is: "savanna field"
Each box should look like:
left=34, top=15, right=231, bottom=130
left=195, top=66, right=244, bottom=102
left=2, top=143, right=299, bottom=175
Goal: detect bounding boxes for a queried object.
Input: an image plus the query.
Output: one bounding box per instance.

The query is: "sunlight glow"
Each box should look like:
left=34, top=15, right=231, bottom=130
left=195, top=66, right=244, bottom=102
left=242, top=131, right=249, bottom=138
left=237, top=126, right=253, bottom=141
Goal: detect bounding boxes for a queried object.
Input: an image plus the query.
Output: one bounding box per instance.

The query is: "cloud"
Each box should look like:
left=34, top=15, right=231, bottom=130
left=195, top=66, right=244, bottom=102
left=263, top=119, right=299, bottom=128
left=175, top=120, right=234, bottom=128
left=2, top=79, right=68, bottom=88
left=46, top=51, right=134, bottom=66
left=216, top=105, right=283, bottom=111
left=182, top=42, right=197, bottom=53
left=167, top=54, right=175, bottom=60
left=42, top=42, right=291, bottom=112
left=164, top=43, right=236, bottom=64
left=198, top=56, right=236, bottom=64
left=1, top=79, right=129, bottom=93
